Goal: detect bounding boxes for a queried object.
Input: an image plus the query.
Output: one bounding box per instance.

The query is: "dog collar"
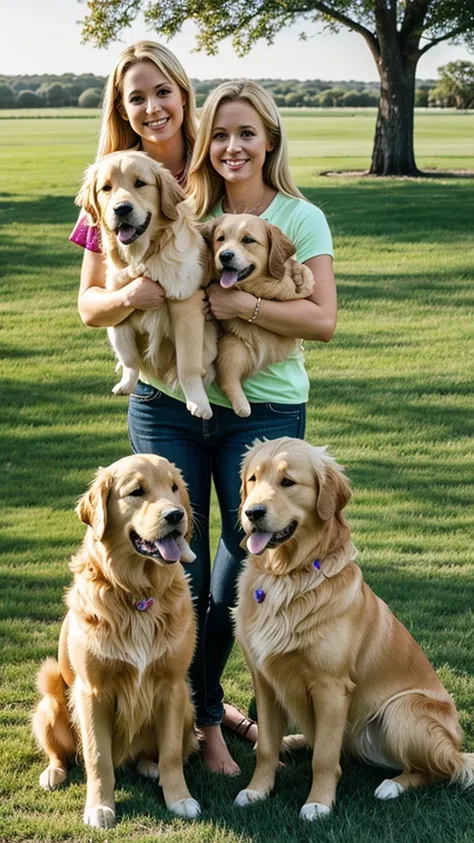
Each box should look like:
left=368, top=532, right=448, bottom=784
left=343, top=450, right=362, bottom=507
left=135, top=597, right=155, bottom=612
left=254, top=559, right=322, bottom=604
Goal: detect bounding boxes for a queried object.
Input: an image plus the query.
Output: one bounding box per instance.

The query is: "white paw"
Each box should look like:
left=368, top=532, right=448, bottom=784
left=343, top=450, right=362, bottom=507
left=299, top=802, right=332, bottom=821
left=83, top=805, right=116, bottom=828
left=112, top=379, right=135, bottom=395
left=375, top=779, right=404, bottom=800
left=186, top=401, right=212, bottom=420
left=234, top=788, right=267, bottom=807
left=137, top=758, right=160, bottom=780
left=39, top=766, right=67, bottom=790
left=168, top=797, right=201, bottom=819
left=232, top=401, right=251, bottom=418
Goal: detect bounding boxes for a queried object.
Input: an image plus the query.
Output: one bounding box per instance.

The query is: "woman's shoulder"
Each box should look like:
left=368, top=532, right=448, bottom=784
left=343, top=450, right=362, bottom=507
left=266, top=192, right=327, bottom=224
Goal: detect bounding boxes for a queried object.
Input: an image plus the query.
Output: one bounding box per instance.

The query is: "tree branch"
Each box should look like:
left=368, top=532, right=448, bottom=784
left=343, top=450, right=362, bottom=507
left=289, top=1, right=380, bottom=57
left=418, top=26, right=467, bottom=56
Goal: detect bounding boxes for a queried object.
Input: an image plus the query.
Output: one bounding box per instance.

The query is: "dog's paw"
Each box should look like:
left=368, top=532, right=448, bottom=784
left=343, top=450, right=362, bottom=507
left=186, top=400, right=213, bottom=420
left=39, top=766, right=67, bottom=791
left=168, top=797, right=201, bottom=819
left=83, top=805, right=116, bottom=828
left=112, top=379, right=136, bottom=395
left=374, top=779, right=404, bottom=800
left=299, top=802, right=332, bottom=821
left=137, top=758, right=160, bottom=780
left=233, top=403, right=251, bottom=418
left=234, top=788, right=267, bottom=807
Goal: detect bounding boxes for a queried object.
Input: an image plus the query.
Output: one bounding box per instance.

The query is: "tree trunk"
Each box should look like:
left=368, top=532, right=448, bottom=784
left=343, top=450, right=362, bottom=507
left=368, top=24, right=421, bottom=176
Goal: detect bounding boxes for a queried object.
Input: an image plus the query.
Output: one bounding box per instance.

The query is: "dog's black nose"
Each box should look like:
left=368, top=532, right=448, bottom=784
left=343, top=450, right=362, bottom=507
left=164, top=508, right=184, bottom=525
left=245, top=504, right=267, bottom=522
left=219, top=250, right=235, bottom=265
left=114, top=201, right=134, bottom=217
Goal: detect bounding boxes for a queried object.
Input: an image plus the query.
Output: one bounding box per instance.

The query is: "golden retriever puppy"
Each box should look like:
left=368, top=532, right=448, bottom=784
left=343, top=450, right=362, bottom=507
left=77, top=150, right=217, bottom=419
left=33, top=454, right=201, bottom=827
left=234, top=437, right=473, bottom=820
left=200, top=214, right=314, bottom=417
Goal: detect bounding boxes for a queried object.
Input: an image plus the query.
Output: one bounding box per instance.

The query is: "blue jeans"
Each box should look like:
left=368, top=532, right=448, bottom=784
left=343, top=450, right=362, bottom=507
left=128, top=381, right=306, bottom=726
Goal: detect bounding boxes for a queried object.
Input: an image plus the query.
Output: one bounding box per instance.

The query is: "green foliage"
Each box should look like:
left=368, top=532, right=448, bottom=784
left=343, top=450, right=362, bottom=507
left=16, top=89, right=43, bottom=108
left=435, top=60, right=474, bottom=109
left=0, top=82, right=15, bottom=107
left=78, top=87, right=103, bottom=108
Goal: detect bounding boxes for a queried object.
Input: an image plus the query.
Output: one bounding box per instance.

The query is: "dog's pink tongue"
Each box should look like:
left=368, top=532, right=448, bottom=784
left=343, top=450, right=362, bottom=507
left=156, top=535, right=181, bottom=562
left=118, top=225, right=135, bottom=243
left=247, top=531, right=273, bottom=555
left=220, top=269, right=239, bottom=288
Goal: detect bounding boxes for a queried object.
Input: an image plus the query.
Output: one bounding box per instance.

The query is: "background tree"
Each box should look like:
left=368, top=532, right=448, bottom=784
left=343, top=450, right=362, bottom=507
left=0, top=83, right=15, bottom=108
left=434, top=60, right=474, bottom=108
left=16, top=90, right=43, bottom=108
left=81, top=0, right=474, bottom=176
left=78, top=87, right=103, bottom=107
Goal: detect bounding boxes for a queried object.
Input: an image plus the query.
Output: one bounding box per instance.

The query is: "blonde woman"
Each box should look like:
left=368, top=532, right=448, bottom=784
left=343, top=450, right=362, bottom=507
left=129, top=80, right=337, bottom=774
left=71, top=41, right=253, bottom=774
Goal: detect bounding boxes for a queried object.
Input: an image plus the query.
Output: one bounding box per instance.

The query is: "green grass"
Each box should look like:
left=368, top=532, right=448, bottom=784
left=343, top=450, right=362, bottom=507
left=1, top=113, right=474, bottom=842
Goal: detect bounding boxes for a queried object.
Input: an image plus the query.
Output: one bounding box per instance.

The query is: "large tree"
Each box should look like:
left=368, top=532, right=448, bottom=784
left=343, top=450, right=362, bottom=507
left=81, top=0, right=474, bottom=175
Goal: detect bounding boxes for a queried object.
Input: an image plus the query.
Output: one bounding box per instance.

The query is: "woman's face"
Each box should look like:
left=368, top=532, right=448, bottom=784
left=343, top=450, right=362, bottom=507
left=121, top=59, right=186, bottom=147
left=209, top=100, right=273, bottom=185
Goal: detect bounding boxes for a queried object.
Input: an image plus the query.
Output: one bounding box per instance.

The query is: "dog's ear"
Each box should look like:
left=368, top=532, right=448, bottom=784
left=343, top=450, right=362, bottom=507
left=310, top=448, right=351, bottom=521
left=238, top=439, right=264, bottom=521
left=75, top=467, right=114, bottom=540
left=267, top=223, right=296, bottom=280
left=75, top=162, right=100, bottom=225
left=197, top=220, right=218, bottom=284
left=197, top=219, right=218, bottom=247
left=154, top=164, right=185, bottom=222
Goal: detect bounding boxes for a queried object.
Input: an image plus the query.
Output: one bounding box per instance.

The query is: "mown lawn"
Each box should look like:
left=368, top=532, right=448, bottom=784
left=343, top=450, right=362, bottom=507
left=1, top=112, right=473, bottom=843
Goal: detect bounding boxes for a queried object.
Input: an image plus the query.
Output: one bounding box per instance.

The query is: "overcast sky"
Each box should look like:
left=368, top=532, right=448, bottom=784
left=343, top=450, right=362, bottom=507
left=1, top=0, right=472, bottom=80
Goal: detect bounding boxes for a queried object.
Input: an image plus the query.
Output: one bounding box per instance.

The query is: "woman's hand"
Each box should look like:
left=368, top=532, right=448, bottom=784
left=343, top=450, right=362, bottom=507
left=206, top=283, right=256, bottom=321
left=122, top=276, right=167, bottom=310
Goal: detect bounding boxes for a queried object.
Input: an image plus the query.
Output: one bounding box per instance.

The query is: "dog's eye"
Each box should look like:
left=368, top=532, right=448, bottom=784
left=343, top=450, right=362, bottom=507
left=248, top=474, right=256, bottom=483
left=216, top=235, right=225, bottom=242
left=101, top=184, right=112, bottom=192
left=128, top=486, right=144, bottom=497
left=281, top=477, right=296, bottom=488
left=172, top=482, right=178, bottom=492
left=242, top=235, right=255, bottom=244
left=134, top=178, right=147, bottom=188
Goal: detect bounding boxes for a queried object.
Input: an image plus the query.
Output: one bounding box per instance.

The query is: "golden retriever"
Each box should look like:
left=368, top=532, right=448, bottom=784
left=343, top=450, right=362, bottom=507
left=200, top=214, right=314, bottom=417
left=234, top=437, right=473, bottom=820
left=77, top=150, right=217, bottom=419
left=33, top=454, right=201, bottom=827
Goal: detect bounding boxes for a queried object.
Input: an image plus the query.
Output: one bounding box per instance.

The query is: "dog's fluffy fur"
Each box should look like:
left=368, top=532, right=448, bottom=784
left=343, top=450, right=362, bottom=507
left=200, top=214, right=314, bottom=417
left=234, top=437, right=474, bottom=820
left=77, top=150, right=217, bottom=419
left=32, top=454, right=201, bottom=827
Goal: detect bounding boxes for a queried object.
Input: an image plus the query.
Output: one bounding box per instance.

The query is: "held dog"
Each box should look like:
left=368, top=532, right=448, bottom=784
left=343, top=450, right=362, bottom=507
left=234, top=437, right=474, bottom=820
left=33, top=454, right=201, bottom=827
left=77, top=150, right=217, bottom=419
left=200, top=214, right=314, bottom=417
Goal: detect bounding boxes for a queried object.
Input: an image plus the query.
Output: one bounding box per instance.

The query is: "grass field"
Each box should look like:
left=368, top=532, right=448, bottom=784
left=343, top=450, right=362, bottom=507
left=1, top=111, right=474, bottom=843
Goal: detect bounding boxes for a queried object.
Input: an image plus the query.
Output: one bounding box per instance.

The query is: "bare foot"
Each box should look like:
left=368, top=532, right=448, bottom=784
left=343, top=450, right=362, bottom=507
left=200, top=725, right=241, bottom=775
left=223, top=703, right=258, bottom=745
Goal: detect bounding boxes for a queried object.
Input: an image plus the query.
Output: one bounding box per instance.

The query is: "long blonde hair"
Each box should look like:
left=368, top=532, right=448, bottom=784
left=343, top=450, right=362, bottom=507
left=98, top=40, right=197, bottom=158
left=187, top=80, right=304, bottom=218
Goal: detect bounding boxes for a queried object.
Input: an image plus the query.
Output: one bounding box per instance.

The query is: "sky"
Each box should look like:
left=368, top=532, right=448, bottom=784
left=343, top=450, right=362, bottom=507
left=1, top=0, right=472, bottom=81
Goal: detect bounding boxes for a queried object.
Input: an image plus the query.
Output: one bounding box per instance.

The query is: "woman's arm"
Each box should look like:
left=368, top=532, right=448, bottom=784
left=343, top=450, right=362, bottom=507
left=206, top=254, right=337, bottom=342
left=78, top=250, right=167, bottom=328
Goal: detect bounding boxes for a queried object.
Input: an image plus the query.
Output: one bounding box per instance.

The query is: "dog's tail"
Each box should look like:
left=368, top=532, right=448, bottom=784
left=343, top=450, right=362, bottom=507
left=37, top=657, right=66, bottom=699
left=451, top=753, right=474, bottom=789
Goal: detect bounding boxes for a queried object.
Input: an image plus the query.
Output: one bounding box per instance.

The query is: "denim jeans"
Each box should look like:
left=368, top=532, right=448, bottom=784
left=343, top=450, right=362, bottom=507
left=128, top=381, right=306, bottom=726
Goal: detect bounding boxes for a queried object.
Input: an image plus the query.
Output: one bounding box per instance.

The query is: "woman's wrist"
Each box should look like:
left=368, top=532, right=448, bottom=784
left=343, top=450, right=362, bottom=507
left=239, top=293, right=259, bottom=321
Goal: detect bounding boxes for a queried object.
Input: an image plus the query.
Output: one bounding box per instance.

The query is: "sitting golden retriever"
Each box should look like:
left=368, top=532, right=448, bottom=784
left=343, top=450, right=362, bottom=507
left=77, top=150, right=217, bottom=419
left=200, top=214, right=314, bottom=417
left=33, top=454, right=200, bottom=827
left=234, top=437, right=473, bottom=820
